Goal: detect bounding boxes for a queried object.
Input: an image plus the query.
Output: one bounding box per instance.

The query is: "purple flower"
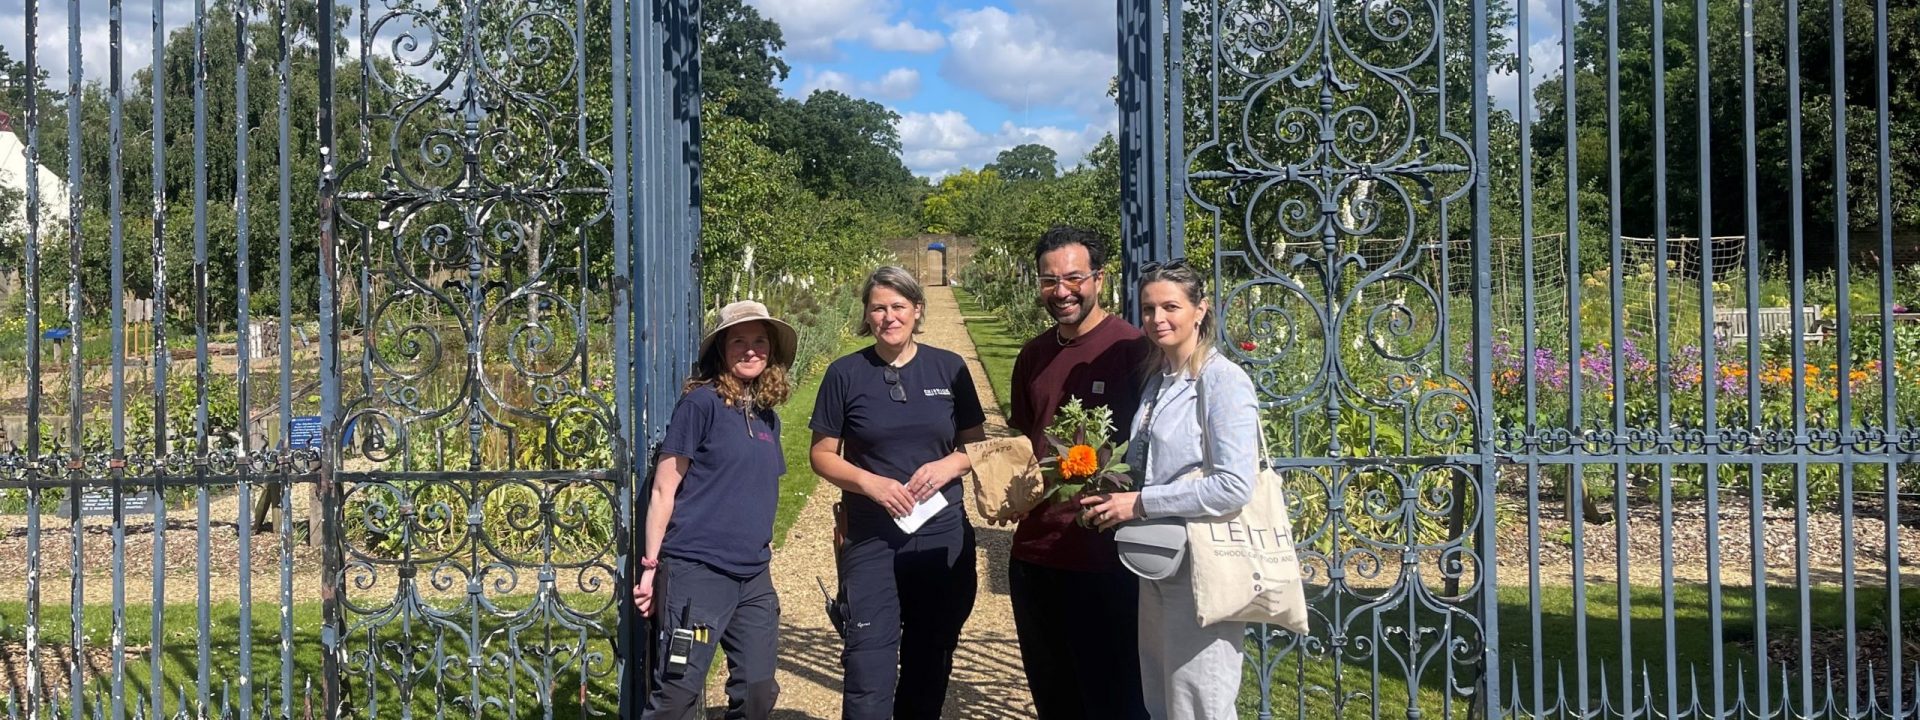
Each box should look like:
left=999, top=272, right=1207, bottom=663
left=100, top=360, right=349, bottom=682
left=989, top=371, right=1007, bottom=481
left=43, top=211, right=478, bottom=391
left=1718, top=373, right=1747, bottom=395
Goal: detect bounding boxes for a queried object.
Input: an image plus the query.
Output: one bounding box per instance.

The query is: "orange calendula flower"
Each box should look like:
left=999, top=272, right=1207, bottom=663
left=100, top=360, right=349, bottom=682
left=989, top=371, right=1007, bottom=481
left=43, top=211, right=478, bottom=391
left=1061, top=444, right=1100, bottom=479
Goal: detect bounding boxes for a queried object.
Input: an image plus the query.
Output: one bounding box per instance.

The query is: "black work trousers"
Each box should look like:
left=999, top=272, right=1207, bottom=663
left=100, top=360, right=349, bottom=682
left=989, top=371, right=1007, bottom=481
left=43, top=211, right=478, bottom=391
left=643, top=557, right=780, bottom=720
left=838, top=520, right=978, bottom=720
left=1008, top=558, right=1149, bottom=720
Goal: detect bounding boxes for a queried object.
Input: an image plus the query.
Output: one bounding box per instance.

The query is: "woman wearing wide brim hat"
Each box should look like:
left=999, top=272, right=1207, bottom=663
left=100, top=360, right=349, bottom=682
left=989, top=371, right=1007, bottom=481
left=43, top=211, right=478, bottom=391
left=633, top=299, right=796, bottom=720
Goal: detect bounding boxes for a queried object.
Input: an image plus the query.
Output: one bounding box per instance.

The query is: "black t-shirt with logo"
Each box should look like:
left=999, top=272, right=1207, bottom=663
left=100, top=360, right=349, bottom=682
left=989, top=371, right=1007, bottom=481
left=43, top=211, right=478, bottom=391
left=810, top=344, right=988, bottom=536
left=659, top=384, right=785, bottom=577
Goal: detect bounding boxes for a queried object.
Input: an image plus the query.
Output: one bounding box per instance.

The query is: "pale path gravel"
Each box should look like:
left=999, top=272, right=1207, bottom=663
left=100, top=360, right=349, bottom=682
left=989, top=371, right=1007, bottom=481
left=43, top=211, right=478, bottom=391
left=710, top=283, right=1035, bottom=718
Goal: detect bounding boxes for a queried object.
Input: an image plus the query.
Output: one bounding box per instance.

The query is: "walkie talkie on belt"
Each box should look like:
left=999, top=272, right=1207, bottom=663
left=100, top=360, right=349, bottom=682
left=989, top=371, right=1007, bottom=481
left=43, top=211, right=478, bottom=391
left=664, top=624, right=695, bottom=676
left=820, top=501, right=852, bottom=638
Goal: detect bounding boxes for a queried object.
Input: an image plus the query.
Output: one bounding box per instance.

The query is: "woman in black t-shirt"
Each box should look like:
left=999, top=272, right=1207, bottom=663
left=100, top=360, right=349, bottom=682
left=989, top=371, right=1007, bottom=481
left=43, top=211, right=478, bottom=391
left=632, top=300, right=796, bottom=720
left=810, top=266, right=987, bottom=720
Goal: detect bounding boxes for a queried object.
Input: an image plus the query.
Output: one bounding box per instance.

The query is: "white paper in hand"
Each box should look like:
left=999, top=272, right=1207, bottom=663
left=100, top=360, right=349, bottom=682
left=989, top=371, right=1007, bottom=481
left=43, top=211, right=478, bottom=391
left=894, top=491, right=949, bottom=535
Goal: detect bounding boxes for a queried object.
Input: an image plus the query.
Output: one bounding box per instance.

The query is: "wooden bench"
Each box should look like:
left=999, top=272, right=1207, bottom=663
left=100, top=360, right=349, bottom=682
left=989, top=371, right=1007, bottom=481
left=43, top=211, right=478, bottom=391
left=1713, top=306, right=1825, bottom=343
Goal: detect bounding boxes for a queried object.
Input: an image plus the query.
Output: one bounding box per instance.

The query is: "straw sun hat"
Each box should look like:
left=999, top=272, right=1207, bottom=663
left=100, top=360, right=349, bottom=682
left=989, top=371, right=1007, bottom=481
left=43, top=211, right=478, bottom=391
left=700, top=300, right=798, bottom=369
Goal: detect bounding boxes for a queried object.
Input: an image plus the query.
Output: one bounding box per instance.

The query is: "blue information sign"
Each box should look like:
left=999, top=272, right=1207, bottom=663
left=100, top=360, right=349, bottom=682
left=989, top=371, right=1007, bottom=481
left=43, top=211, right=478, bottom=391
left=289, top=415, right=324, bottom=449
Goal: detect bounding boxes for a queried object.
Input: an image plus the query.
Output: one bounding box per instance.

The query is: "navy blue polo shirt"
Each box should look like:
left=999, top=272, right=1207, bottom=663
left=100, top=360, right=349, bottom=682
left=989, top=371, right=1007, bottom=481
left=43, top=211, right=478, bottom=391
left=810, top=345, right=987, bottom=535
left=657, top=384, right=785, bottom=577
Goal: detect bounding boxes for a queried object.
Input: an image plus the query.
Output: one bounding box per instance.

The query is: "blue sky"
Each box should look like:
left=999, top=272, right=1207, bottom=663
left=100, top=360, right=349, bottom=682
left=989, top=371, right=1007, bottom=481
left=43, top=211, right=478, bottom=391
left=3, top=0, right=1572, bottom=180
left=750, top=0, right=1573, bottom=178
left=745, top=0, right=1126, bottom=179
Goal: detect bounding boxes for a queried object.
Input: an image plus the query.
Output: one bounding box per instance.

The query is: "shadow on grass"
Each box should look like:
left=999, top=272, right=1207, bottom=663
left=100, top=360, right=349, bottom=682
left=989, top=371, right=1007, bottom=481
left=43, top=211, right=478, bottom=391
left=1237, top=582, right=1896, bottom=718
left=1, top=582, right=1899, bottom=719
left=0, top=595, right=624, bottom=719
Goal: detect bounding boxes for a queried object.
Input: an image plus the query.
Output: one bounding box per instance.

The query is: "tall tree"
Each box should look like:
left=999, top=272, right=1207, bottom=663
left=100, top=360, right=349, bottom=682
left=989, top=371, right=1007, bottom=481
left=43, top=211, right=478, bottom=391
left=0, top=44, right=61, bottom=113
left=703, top=0, right=789, bottom=121
left=1534, top=0, right=1918, bottom=262
left=987, top=143, right=1058, bottom=181
left=765, top=90, right=915, bottom=204
left=21, top=0, right=411, bottom=325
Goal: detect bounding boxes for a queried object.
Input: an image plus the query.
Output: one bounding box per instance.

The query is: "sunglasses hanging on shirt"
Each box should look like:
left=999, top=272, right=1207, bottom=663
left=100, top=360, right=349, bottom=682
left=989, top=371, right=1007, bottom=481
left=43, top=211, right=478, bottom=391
left=882, top=365, right=907, bottom=403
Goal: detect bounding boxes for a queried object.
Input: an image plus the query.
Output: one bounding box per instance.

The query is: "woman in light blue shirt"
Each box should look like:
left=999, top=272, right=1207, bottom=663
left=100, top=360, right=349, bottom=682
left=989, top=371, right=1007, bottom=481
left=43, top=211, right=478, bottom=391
left=1079, top=259, right=1260, bottom=719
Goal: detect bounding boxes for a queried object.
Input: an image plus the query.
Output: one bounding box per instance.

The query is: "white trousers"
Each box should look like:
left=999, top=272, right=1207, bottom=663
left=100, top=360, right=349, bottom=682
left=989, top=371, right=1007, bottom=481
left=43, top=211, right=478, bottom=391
left=1138, top=563, right=1246, bottom=719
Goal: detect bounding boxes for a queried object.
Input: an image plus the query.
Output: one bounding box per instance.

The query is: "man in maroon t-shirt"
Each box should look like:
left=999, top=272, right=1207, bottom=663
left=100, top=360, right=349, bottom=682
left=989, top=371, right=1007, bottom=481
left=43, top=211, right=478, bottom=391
left=1005, top=226, right=1152, bottom=719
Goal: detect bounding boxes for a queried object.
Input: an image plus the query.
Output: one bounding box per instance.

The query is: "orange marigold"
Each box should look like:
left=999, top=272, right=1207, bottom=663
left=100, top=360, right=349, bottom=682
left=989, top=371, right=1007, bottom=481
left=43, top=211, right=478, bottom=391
left=1061, top=444, right=1100, bottom=479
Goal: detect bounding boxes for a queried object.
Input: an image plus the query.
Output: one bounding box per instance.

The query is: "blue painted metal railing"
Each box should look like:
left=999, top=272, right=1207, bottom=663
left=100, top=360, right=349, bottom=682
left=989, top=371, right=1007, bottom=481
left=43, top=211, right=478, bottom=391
left=1118, top=0, right=1914, bottom=717
left=0, top=0, right=699, bottom=716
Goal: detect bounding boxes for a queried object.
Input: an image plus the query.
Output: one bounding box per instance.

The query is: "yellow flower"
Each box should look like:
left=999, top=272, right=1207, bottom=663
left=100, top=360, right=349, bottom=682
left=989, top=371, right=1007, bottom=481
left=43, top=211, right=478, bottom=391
left=1061, top=444, right=1100, bottom=480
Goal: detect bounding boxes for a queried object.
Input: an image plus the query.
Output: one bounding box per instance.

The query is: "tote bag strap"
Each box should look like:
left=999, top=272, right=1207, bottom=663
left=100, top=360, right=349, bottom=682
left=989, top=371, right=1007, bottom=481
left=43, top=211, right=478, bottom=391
left=1195, top=368, right=1212, bottom=471
left=1192, top=355, right=1272, bottom=477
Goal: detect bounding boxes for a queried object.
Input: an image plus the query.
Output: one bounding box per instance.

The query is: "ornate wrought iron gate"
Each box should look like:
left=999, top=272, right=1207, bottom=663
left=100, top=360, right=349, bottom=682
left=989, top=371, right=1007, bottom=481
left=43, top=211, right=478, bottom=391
left=1120, top=0, right=1916, bottom=717
left=0, top=0, right=697, bottom=716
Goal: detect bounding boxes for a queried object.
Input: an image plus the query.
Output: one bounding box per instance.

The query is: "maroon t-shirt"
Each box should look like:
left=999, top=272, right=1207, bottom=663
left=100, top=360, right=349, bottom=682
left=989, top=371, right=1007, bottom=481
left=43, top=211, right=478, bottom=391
left=1008, top=314, right=1153, bottom=572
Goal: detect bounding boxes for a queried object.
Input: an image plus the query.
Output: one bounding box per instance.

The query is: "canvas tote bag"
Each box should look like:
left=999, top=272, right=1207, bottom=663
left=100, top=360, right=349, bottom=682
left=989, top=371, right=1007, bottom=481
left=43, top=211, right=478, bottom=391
left=1185, top=373, right=1311, bottom=633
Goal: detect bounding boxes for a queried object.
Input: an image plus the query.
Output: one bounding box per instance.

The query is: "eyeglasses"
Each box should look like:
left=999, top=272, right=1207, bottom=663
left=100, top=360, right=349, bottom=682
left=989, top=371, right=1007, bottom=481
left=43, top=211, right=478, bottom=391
left=882, top=366, right=907, bottom=403
left=1139, top=257, right=1192, bottom=274
left=1038, top=271, right=1099, bottom=291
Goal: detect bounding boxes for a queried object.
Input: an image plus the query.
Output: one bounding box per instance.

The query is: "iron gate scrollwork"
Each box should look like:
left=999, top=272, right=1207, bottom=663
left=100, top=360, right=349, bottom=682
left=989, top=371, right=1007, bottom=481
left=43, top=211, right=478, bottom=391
left=1125, top=0, right=1497, bottom=716
left=313, top=0, right=699, bottom=714
left=318, top=0, right=624, bottom=713
left=1125, top=0, right=1916, bottom=717
left=1, top=0, right=694, bottom=715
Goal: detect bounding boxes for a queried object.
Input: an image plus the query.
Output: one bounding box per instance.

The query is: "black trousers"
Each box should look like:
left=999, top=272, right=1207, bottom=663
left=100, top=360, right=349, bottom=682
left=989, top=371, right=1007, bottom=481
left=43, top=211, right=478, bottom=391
left=643, top=557, right=781, bottom=720
left=839, top=520, right=978, bottom=720
left=1008, top=558, right=1149, bottom=720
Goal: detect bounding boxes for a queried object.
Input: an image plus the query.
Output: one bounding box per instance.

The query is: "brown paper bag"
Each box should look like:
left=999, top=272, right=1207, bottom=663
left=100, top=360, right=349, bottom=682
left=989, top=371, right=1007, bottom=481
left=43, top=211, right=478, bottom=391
left=964, top=436, right=1044, bottom=523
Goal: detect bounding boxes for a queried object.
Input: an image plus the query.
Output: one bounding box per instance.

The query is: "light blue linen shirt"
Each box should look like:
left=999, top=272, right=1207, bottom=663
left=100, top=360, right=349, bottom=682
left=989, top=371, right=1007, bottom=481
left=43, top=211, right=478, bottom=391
left=1126, top=351, right=1261, bottom=520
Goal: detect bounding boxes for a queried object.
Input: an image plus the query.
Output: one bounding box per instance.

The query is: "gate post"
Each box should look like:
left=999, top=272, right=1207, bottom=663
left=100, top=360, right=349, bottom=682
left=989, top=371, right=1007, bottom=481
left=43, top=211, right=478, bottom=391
left=1115, top=0, right=1164, bottom=325
left=314, top=0, right=346, bottom=715
left=620, top=0, right=705, bottom=714
left=1468, top=0, right=1502, bottom=708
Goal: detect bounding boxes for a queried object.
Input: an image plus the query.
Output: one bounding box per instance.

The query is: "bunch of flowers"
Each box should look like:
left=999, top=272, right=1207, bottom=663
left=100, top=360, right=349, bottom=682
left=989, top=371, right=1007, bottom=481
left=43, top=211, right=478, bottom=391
left=1038, top=396, right=1133, bottom=513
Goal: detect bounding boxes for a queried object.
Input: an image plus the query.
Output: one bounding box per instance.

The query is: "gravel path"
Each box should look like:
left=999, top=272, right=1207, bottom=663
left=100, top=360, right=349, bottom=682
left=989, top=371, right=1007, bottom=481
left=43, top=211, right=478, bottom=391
left=1493, top=491, right=1920, bottom=589
left=716, top=283, right=1035, bottom=718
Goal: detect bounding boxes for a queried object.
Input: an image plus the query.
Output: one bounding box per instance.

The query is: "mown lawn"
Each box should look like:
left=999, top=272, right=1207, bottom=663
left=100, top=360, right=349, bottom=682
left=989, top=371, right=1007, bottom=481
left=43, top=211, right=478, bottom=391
left=950, top=287, right=1021, bottom=413
left=771, top=334, right=867, bottom=549
left=0, top=593, right=624, bottom=718
left=1239, top=582, right=1883, bottom=717
left=0, top=583, right=1882, bottom=718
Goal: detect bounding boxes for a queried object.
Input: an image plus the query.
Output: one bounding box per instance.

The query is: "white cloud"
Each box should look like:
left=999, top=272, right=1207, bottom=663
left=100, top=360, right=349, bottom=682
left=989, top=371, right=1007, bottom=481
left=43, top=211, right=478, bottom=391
left=1489, top=34, right=1564, bottom=119
left=867, top=21, right=945, bottom=53
left=996, top=0, right=1114, bottom=53
left=939, top=6, right=1115, bottom=117
left=799, top=67, right=921, bottom=101
left=898, top=110, right=987, bottom=176
left=871, top=68, right=921, bottom=99
left=745, top=0, right=943, bottom=61
left=897, top=109, right=1109, bottom=179
left=1, top=1, right=176, bottom=90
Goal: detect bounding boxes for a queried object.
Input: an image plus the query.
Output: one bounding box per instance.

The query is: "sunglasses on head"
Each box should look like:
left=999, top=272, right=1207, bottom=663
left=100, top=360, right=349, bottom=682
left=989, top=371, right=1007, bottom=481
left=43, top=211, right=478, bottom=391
left=1138, top=257, right=1192, bottom=274
left=882, top=366, right=907, bottom=403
